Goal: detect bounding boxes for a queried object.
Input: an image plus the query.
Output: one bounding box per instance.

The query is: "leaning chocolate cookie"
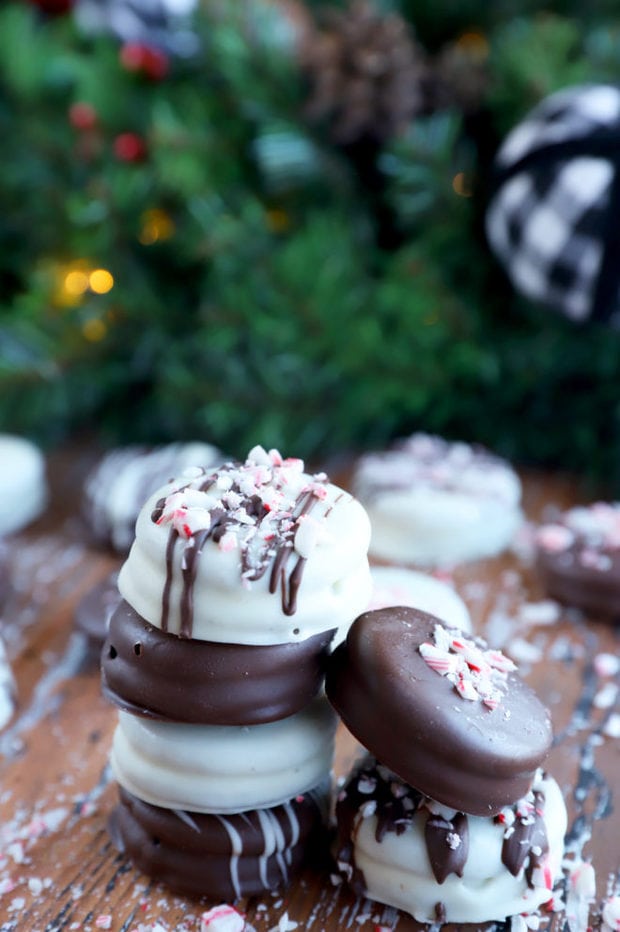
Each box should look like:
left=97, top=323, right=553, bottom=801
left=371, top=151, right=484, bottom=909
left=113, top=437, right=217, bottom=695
left=110, top=782, right=328, bottom=899
left=326, top=607, right=553, bottom=816
left=536, top=503, right=620, bottom=619
left=102, top=600, right=335, bottom=724
left=335, top=755, right=566, bottom=924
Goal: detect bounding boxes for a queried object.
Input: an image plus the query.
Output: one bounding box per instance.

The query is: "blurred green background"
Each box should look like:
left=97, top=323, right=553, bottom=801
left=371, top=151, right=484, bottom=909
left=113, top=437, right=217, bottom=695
left=3, top=0, right=620, bottom=481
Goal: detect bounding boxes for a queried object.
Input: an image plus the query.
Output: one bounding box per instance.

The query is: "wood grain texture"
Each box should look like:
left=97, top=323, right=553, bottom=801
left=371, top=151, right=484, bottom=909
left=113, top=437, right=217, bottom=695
left=0, top=448, right=618, bottom=932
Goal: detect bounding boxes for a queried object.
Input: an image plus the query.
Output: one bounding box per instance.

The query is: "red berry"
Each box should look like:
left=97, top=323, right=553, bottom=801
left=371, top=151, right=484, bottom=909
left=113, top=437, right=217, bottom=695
left=142, top=47, right=169, bottom=81
left=120, top=43, right=169, bottom=80
left=113, top=133, right=147, bottom=163
left=119, top=43, right=147, bottom=73
left=68, top=102, right=98, bottom=131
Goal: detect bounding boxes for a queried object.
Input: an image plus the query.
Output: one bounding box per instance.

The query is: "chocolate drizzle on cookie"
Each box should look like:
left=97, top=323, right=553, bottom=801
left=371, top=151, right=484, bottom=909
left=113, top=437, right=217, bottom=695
left=425, top=811, right=469, bottom=883
left=337, top=756, right=552, bottom=894
left=150, top=450, right=334, bottom=637
left=111, top=783, right=328, bottom=900
left=499, top=788, right=549, bottom=886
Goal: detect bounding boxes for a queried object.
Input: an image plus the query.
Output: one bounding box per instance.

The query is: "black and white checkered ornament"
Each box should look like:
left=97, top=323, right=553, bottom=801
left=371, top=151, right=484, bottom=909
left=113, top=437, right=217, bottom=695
left=75, top=0, right=198, bottom=55
left=486, top=84, right=620, bottom=326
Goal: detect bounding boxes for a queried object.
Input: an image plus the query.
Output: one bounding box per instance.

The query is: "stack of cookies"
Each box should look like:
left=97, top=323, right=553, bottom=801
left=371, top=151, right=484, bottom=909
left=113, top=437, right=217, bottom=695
left=326, top=606, right=567, bottom=924
left=102, top=446, right=372, bottom=898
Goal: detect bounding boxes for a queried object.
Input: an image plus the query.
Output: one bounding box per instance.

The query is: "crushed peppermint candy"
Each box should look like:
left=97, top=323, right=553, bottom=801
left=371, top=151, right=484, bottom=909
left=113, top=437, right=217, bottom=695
left=152, top=446, right=332, bottom=574
left=200, top=904, right=245, bottom=932
left=267, top=914, right=298, bottom=932
left=602, top=713, right=620, bottom=738
left=353, top=433, right=520, bottom=503
left=565, top=856, right=596, bottom=899
left=594, top=653, right=620, bottom=678
left=602, top=895, right=620, bottom=931
left=537, top=503, right=620, bottom=554
left=593, top=682, right=618, bottom=710
left=419, top=623, right=517, bottom=709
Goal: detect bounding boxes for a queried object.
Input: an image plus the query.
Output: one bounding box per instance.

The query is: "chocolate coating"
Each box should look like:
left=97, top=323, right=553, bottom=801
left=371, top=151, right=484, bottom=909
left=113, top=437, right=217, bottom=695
left=325, top=607, right=553, bottom=816
left=537, top=542, right=620, bottom=620
left=109, top=785, right=327, bottom=900
left=102, top=600, right=336, bottom=725
left=74, top=571, right=121, bottom=651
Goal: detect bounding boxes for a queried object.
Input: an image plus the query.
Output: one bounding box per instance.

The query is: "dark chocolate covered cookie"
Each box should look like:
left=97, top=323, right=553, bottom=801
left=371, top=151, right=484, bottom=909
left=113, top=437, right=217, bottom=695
left=102, top=600, right=335, bottom=724
left=326, top=607, right=553, bottom=816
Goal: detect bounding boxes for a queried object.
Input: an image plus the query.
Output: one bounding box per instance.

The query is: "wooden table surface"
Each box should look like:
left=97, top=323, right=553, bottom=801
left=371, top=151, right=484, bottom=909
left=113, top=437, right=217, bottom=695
left=0, top=447, right=619, bottom=932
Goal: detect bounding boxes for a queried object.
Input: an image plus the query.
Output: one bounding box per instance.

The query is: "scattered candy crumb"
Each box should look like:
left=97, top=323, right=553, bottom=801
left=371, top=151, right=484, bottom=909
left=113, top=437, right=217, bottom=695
left=200, top=904, right=245, bottom=932
left=594, top=653, right=620, bottom=678
left=593, top=682, right=618, bottom=710
left=602, top=895, right=620, bottom=931
left=603, top=713, right=620, bottom=738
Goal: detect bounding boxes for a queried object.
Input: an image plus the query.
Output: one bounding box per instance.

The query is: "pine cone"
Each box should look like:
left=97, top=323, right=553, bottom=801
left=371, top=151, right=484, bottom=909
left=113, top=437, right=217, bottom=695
left=430, top=33, right=490, bottom=115
left=300, top=0, right=428, bottom=146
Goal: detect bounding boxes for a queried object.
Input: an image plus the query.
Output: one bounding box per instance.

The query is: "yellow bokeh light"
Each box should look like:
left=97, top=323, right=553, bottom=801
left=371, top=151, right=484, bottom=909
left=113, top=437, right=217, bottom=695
left=456, top=31, right=489, bottom=60
left=64, top=270, right=90, bottom=296
left=139, top=209, right=175, bottom=245
left=89, top=268, right=114, bottom=294
left=82, top=318, right=107, bottom=342
left=452, top=172, right=473, bottom=197
left=265, top=208, right=291, bottom=233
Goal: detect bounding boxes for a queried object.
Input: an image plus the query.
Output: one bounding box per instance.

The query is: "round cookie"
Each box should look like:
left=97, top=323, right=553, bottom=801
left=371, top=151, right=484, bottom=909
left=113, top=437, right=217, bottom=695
left=536, top=503, right=620, bottom=619
left=325, top=607, right=552, bottom=816
left=110, top=696, right=337, bottom=814
left=83, top=441, right=223, bottom=554
left=352, top=433, right=523, bottom=566
left=335, top=755, right=567, bottom=924
left=102, top=599, right=336, bottom=724
left=118, top=445, right=372, bottom=645
left=368, top=566, right=471, bottom=632
left=0, top=435, right=47, bottom=536
left=110, top=782, right=329, bottom=900
left=74, top=570, right=121, bottom=654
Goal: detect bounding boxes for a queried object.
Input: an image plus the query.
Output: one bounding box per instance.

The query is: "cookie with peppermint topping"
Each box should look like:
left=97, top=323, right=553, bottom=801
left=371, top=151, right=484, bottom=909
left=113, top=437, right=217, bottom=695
left=351, top=432, right=523, bottom=566
left=327, top=607, right=567, bottom=924
left=115, top=445, right=371, bottom=646
left=325, top=606, right=553, bottom=816
left=333, top=754, right=567, bottom=924
left=536, top=502, right=620, bottom=620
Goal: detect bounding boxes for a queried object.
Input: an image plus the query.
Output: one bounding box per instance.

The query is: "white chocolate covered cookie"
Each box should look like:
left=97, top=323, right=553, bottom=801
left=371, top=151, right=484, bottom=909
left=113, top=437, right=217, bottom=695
left=336, top=758, right=567, bottom=925
left=118, top=446, right=372, bottom=644
left=84, top=441, right=223, bottom=553
left=353, top=433, right=523, bottom=566
left=110, top=696, right=337, bottom=814
left=368, top=566, right=472, bottom=632
left=0, top=435, right=47, bottom=536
